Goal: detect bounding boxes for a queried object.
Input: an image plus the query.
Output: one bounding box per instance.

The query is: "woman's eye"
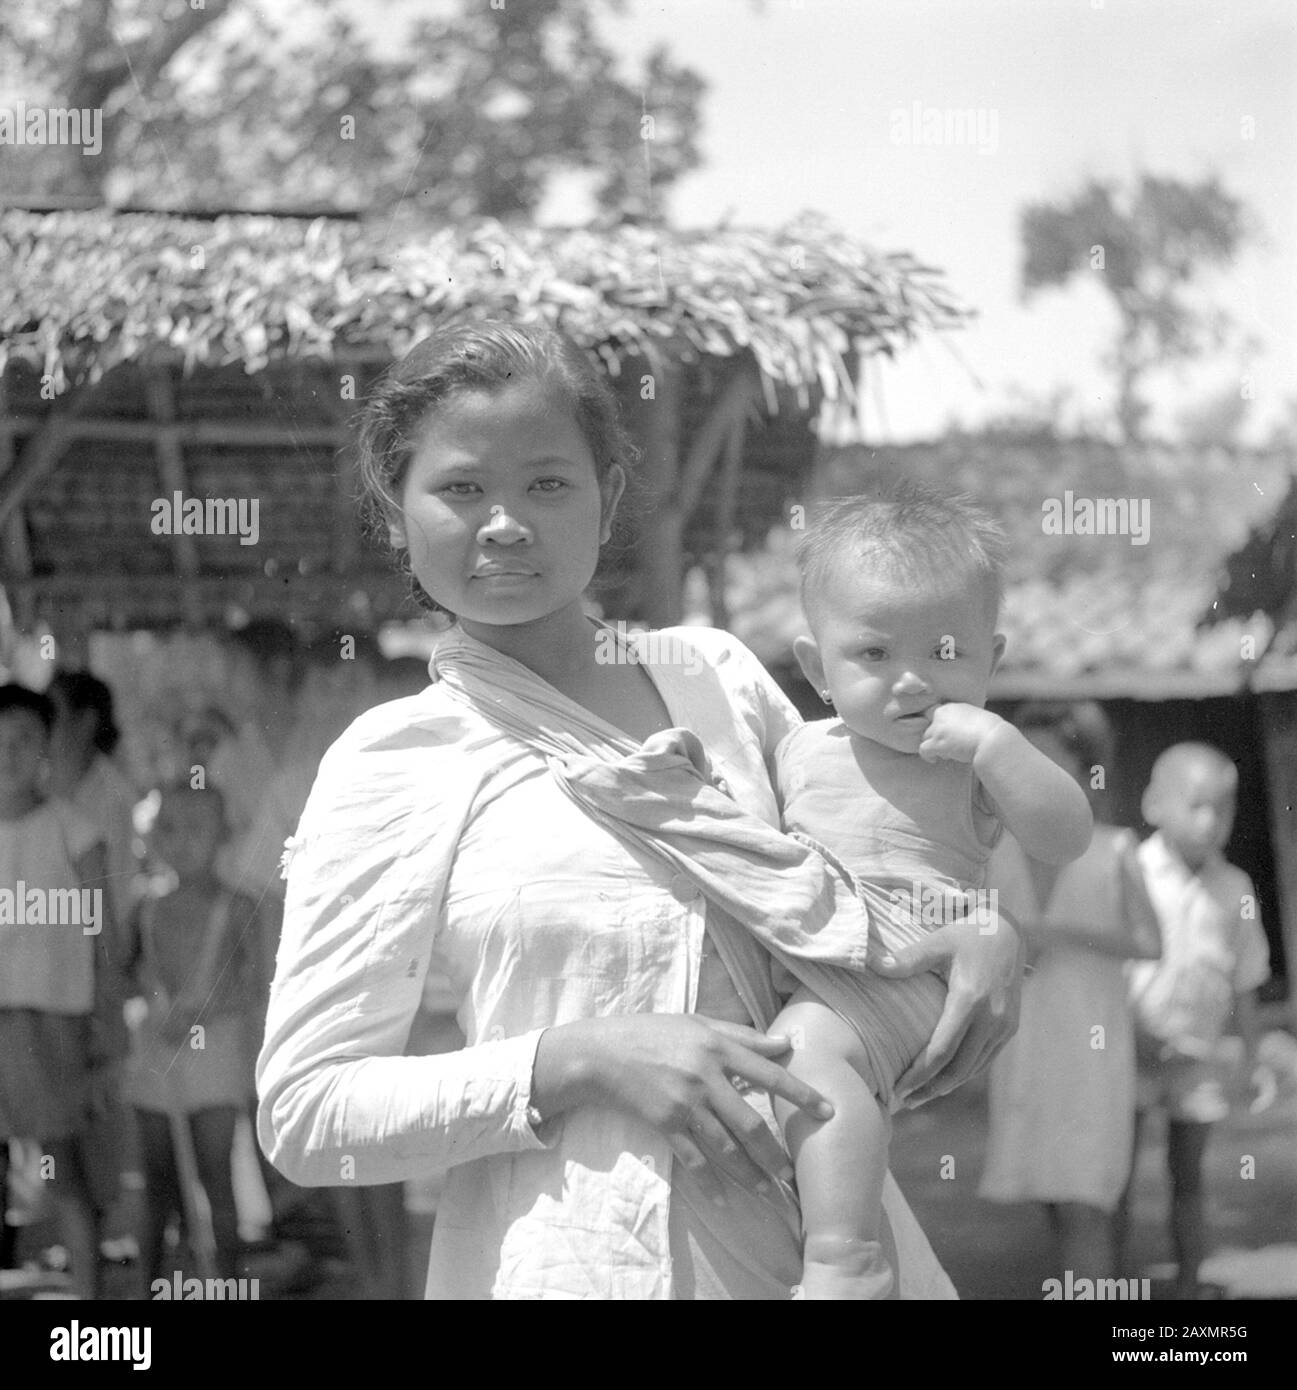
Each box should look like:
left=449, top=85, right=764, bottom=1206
left=440, top=482, right=480, bottom=497
left=532, top=477, right=569, bottom=493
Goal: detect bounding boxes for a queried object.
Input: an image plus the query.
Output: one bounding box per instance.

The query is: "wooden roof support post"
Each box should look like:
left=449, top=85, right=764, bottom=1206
left=624, top=352, right=684, bottom=627
left=706, top=392, right=750, bottom=632
left=0, top=387, right=83, bottom=530
left=1258, top=692, right=1297, bottom=1032
left=0, top=380, right=35, bottom=640
left=312, top=361, right=363, bottom=578
left=624, top=355, right=763, bottom=627
left=0, top=381, right=33, bottom=584
left=144, top=367, right=203, bottom=629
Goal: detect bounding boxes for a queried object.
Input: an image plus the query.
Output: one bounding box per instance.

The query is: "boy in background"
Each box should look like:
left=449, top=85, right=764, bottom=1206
left=1119, top=743, right=1271, bottom=1298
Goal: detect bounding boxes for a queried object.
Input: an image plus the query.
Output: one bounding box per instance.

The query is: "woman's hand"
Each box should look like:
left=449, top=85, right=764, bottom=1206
left=872, top=901, right=1025, bottom=1107
left=532, top=1014, right=833, bottom=1204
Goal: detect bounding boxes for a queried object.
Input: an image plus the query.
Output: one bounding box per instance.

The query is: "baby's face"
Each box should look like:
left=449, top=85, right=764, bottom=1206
left=808, top=568, right=1004, bottom=755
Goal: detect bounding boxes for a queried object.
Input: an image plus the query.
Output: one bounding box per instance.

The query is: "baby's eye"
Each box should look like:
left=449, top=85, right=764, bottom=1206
left=859, top=647, right=888, bottom=661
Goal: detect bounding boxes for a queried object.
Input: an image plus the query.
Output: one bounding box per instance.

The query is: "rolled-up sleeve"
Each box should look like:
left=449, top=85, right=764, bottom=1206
left=256, top=700, right=553, bottom=1187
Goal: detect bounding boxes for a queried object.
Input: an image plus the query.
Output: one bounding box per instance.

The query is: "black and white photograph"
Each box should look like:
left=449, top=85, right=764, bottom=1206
left=1, top=0, right=1294, bottom=1345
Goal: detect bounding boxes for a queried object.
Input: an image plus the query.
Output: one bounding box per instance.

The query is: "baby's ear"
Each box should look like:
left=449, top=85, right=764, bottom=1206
left=793, top=634, right=826, bottom=694
left=989, top=632, right=1007, bottom=675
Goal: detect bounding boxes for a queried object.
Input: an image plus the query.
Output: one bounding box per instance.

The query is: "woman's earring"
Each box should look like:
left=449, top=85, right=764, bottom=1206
left=820, top=689, right=834, bottom=706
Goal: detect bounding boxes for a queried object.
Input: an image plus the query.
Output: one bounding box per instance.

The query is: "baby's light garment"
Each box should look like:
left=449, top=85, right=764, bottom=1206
left=773, top=719, right=1000, bottom=1102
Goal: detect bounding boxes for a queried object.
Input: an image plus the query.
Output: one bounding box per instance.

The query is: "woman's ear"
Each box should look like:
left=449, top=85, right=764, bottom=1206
left=599, top=465, right=627, bottom=545
left=793, top=634, right=827, bottom=696
left=385, top=504, right=408, bottom=551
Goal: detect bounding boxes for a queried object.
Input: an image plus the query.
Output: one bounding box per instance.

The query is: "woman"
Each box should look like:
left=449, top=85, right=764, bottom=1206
left=979, top=702, right=1161, bottom=1283
left=257, top=322, right=1024, bottom=1299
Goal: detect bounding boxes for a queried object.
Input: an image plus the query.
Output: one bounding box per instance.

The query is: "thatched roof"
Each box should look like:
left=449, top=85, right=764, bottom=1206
left=0, top=209, right=967, bottom=396
left=0, top=208, right=967, bottom=633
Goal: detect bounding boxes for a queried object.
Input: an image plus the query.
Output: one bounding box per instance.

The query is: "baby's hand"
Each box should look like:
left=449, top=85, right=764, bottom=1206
left=918, top=703, right=1002, bottom=764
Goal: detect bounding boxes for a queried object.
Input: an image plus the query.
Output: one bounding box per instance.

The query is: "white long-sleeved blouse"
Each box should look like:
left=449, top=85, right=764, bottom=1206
left=256, top=625, right=954, bottom=1300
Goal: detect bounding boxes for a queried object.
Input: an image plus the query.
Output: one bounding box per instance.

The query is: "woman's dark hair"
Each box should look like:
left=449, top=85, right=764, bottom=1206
left=1013, top=700, right=1115, bottom=814
left=47, top=671, right=119, bottom=754
left=354, top=320, right=639, bottom=618
left=0, top=683, right=56, bottom=734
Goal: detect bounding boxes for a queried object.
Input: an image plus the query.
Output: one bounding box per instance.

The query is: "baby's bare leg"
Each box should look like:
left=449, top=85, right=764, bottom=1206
left=772, top=988, right=894, bottom=1300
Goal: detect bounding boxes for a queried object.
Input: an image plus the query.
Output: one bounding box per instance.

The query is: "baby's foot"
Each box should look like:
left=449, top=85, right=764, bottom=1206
left=796, top=1235, right=895, bottom=1301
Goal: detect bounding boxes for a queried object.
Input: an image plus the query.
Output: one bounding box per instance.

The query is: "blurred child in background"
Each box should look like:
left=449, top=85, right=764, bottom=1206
left=125, top=782, right=262, bottom=1287
left=979, top=702, right=1161, bottom=1283
left=1118, top=742, right=1271, bottom=1298
left=0, top=684, right=123, bottom=1297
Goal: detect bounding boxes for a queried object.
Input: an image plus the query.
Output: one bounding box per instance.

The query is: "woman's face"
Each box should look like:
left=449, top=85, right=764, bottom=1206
left=390, top=380, right=623, bottom=630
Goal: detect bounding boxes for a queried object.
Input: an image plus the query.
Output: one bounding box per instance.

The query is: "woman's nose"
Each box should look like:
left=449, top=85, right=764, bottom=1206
left=477, top=503, right=531, bottom=544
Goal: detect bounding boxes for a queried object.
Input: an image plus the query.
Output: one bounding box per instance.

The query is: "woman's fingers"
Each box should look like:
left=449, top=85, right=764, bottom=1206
left=704, top=1019, right=797, bottom=1058
left=685, top=1101, right=782, bottom=1194
left=894, top=985, right=977, bottom=1102
left=665, top=1131, right=727, bottom=1206
left=720, top=1043, right=835, bottom=1122
left=903, top=1018, right=998, bottom=1107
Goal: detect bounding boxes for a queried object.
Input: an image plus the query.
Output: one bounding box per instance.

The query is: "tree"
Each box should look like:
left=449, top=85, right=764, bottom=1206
left=0, top=0, right=705, bottom=222
left=1020, top=174, right=1249, bottom=443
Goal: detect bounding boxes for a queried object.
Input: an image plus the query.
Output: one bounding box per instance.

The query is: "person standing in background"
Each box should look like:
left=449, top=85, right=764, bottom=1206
left=979, top=702, right=1162, bottom=1286
left=48, top=672, right=139, bottom=954
left=48, top=671, right=140, bottom=1231
left=1119, top=743, right=1271, bottom=1298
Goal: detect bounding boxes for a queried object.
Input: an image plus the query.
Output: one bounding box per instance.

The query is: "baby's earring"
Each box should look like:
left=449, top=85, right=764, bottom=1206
left=820, top=689, right=834, bottom=706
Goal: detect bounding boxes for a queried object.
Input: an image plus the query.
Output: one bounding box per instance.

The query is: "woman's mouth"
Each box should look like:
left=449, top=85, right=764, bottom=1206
left=473, top=566, right=538, bottom=580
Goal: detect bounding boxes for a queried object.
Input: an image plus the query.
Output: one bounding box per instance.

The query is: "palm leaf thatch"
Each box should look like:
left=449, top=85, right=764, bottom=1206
left=0, top=207, right=968, bottom=632
left=0, top=209, right=968, bottom=396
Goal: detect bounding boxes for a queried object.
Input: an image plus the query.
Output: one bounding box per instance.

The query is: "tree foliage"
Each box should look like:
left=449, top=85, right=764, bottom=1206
left=1020, top=174, right=1249, bottom=443
left=0, top=0, right=705, bottom=221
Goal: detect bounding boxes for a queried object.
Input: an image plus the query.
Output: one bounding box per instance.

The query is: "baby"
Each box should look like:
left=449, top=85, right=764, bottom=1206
left=772, top=482, right=1093, bottom=1298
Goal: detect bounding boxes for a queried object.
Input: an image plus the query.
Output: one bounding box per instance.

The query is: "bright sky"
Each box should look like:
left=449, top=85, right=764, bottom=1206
left=360, top=0, right=1297, bottom=442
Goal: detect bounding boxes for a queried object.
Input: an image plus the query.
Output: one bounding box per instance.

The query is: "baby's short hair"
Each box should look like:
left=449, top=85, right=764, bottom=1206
left=796, top=479, right=1008, bottom=626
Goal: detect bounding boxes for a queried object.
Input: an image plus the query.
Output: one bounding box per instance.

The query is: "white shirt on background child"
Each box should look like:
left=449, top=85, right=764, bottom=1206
left=1128, top=831, right=1270, bottom=1057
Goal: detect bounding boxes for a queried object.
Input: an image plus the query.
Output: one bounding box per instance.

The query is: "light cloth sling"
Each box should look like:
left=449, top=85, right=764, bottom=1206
left=430, top=624, right=879, bottom=1033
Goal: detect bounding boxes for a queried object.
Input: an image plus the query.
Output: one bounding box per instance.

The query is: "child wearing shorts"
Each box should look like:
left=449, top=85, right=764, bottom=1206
left=1118, top=742, right=1270, bottom=1297
left=771, top=483, right=1093, bottom=1298
left=0, top=683, right=123, bottom=1298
